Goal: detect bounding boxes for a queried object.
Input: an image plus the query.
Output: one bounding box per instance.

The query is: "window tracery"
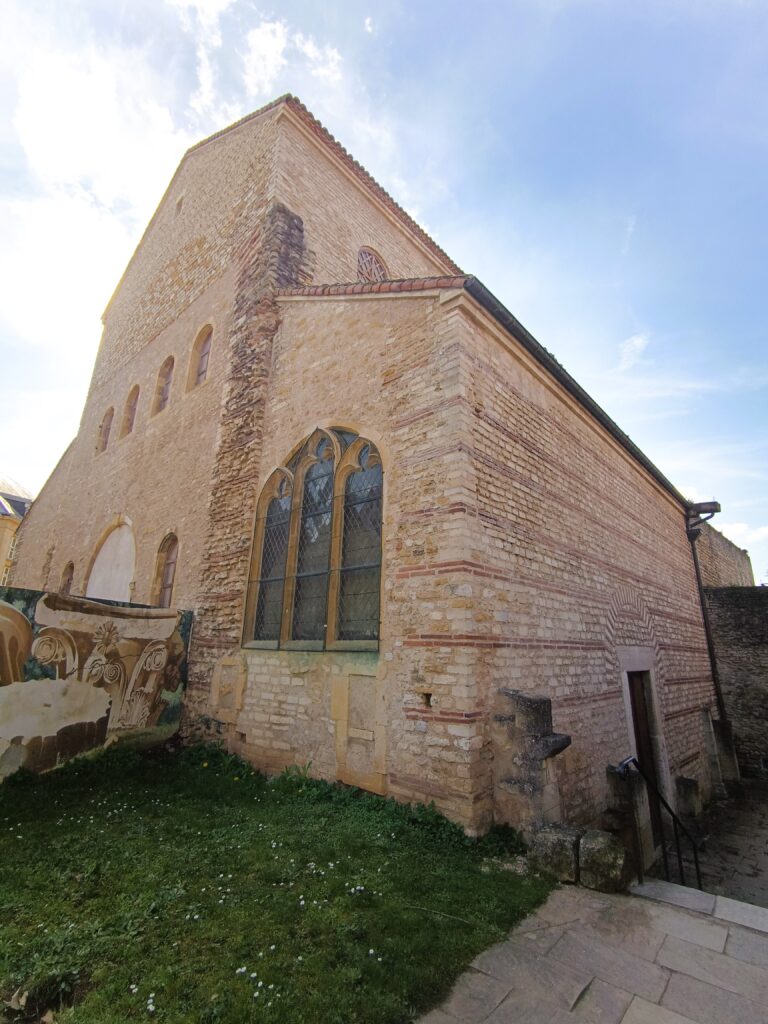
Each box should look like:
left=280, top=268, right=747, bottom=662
left=357, top=247, right=388, bottom=283
left=244, top=429, right=382, bottom=650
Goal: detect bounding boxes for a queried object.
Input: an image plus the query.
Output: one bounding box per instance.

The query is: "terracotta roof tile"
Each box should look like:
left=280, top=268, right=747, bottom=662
left=277, top=276, right=469, bottom=298
left=187, top=95, right=463, bottom=276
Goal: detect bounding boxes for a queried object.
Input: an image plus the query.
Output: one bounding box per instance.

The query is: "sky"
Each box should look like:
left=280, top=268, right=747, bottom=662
left=0, top=0, right=765, bottom=581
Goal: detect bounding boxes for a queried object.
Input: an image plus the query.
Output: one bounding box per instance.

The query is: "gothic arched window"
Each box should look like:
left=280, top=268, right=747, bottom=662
left=244, top=429, right=382, bottom=650
left=357, top=247, right=388, bottom=283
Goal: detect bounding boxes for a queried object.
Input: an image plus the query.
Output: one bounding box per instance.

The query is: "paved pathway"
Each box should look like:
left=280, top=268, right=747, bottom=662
left=418, top=881, right=768, bottom=1024
left=676, top=781, right=768, bottom=908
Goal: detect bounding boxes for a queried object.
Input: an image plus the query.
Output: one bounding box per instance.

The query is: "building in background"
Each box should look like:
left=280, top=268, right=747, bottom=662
left=9, top=96, right=752, bottom=840
left=0, top=475, right=32, bottom=586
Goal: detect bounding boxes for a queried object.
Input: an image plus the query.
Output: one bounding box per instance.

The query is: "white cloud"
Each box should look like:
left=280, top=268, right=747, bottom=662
left=293, top=34, right=343, bottom=82
left=617, top=332, right=649, bottom=371
left=364, top=17, right=374, bottom=34
left=717, top=522, right=768, bottom=546
left=243, top=21, right=289, bottom=97
left=13, top=44, right=192, bottom=214
left=620, top=213, right=636, bottom=258
left=165, top=0, right=235, bottom=42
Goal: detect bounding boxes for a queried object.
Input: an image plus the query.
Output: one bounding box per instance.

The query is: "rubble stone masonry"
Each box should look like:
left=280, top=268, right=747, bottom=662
left=705, top=587, right=768, bottom=776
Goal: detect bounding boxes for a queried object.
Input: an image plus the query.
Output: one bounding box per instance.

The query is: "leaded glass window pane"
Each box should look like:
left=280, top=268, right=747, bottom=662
left=338, top=456, right=382, bottom=640
left=254, top=493, right=291, bottom=641
left=292, top=455, right=334, bottom=641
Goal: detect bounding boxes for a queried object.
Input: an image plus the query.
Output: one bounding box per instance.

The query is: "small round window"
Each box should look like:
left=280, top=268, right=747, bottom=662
left=357, top=247, right=388, bottom=283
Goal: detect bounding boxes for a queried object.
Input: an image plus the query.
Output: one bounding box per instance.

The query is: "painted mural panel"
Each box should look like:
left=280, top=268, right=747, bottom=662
left=0, top=586, right=192, bottom=780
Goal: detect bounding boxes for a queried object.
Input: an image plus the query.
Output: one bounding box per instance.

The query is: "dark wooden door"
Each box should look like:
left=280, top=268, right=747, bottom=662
left=628, top=671, right=663, bottom=846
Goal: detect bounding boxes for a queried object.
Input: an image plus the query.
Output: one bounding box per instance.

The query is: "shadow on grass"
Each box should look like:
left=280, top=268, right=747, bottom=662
left=0, top=745, right=553, bottom=1024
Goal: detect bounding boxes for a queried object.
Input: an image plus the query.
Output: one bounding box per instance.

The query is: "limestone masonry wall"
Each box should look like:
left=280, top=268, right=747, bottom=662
left=455, top=299, right=718, bottom=826
left=273, top=115, right=450, bottom=284
left=705, top=587, right=768, bottom=776
left=697, top=523, right=754, bottom=587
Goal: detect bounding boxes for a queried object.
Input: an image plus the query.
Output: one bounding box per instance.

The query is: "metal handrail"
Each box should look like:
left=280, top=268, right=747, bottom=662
left=616, top=755, right=703, bottom=890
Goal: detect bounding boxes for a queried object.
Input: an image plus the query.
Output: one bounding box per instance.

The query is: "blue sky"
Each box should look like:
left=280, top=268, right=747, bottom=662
left=1, top=0, right=766, bottom=580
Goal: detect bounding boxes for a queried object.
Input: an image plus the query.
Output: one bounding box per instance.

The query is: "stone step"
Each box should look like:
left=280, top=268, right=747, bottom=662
left=631, top=879, right=768, bottom=935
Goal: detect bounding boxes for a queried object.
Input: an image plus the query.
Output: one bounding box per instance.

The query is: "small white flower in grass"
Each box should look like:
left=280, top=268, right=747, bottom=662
left=235, top=967, right=247, bottom=975
left=369, top=949, right=375, bottom=955
left=269, top=944, right=275, bottom=950
left=250, top=972, right=258, bottom=978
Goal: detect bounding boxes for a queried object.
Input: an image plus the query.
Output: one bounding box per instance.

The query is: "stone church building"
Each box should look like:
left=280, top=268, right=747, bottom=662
left=11, top=95, right=750, bottom=836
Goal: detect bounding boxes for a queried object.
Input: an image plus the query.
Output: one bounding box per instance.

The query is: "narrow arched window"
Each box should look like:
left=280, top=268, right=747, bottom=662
left=245, top=429, right=382, bottom=650
left=292, top=439, right=335, bottom=641
left=154, top=357, right=174, bottom=414
left=155, top=534, right=178, bottom=608
left=121, top=385, right=140, bottom=437
left=357, top=247, right=388, bottom=283
left=60, top=562, right=74, bottom=595
left=252, top=479, right=292, bottom=642
left=97, top=408, right=114, bottom=452
left=338, top=446, right=383, bottom=639
left=189, top=326, right=213, bottom=389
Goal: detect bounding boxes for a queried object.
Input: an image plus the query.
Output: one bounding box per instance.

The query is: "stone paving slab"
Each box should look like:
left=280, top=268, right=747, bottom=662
left=417, top=884, right=768, bottom=1024
left=714, top=894, right=768, bottom=933
left=548, top=929, right=669, bottom=1001
left=725, top=922, right=768, bottom=965
left=657, top=933, right=768, bottom=1006
left=621, top=996, right=697, bottom=1024
left=661, top=970, right=768, bottom=1024
left=630, top=880, right=716, bottom=914
left=472, top=936, right=591, bottom=1010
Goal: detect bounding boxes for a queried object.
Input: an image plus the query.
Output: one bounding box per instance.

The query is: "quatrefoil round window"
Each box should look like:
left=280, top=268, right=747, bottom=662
left=357, top=247, right=388, bottom=283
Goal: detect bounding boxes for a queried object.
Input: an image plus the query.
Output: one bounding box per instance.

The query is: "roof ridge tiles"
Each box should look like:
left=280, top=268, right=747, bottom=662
left=277, top=275, right=469, bottom=297
left=186, top=95, right=462, bottom=276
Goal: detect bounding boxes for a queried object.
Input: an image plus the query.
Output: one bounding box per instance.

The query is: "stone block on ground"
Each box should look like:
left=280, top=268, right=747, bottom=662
left=579, top=829, right=628, bottom=892
left=528, top=824, right=582, bottom=883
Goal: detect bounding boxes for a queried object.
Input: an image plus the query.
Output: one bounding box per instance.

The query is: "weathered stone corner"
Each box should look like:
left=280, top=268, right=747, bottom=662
left=578, top=829, right=628, bottom=892
left=492, top=688, right=571, bottom=832
left=528, top=824, right=583, bottom=882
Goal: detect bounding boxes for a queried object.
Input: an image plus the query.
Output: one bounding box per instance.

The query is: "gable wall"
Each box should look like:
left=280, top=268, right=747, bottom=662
left=273, top=115, right=451, bottom=285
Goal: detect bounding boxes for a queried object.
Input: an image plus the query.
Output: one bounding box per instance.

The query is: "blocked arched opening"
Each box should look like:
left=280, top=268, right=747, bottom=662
left=85, top=523, right=136, bottom=603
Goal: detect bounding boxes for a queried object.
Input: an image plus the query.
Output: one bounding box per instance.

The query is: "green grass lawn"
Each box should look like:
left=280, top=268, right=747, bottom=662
left=0, top=745, right=552, bottom=1024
